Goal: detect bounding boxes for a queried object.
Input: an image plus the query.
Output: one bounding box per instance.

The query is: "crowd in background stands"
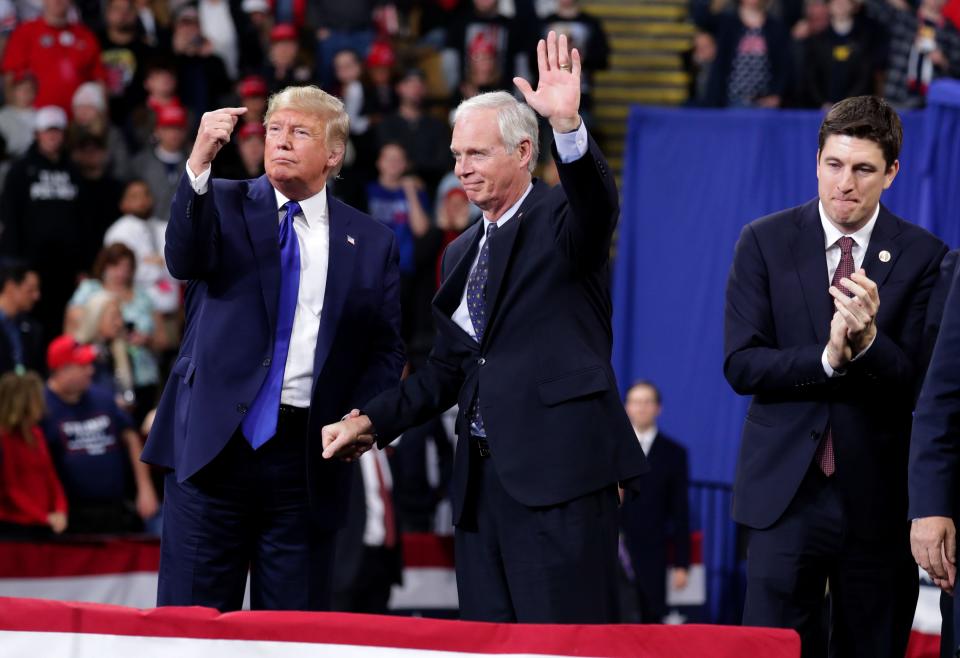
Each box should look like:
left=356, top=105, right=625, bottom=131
left=688, top=0, right=960, bottom=108
left=0, top=0, right=957, bottom=544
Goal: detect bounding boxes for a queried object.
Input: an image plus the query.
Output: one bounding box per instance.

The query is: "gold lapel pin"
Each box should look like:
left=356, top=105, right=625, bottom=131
left=879, top=250, right=891, bottom=263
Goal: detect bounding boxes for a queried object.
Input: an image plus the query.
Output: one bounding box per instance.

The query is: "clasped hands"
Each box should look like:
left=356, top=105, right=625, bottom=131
left=825, top=269, right=879, bottom=370
left=321, top=410, right=376, bottom=461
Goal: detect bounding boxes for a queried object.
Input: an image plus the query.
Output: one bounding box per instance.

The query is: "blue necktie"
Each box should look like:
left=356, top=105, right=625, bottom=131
left=242, top=200, right=302, bottom=449
left=466, top=222, right=498, bottom=436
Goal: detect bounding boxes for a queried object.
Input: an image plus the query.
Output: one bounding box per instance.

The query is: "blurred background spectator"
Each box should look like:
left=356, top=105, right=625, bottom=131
left=0, top=369, right=68, bottom=539
left=41, top=333, right=158, bottom=534
left=130, top=101, right=186, bottom=221
left=0, top=261, right=43, bottom=375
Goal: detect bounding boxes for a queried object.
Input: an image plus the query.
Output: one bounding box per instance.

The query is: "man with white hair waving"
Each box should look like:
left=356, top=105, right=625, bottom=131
left=321, top=31, right=647, bottom=623
left=143, top=86, right=404, bottom=612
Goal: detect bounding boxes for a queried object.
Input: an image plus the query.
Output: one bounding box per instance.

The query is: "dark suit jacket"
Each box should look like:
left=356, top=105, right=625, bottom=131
left=363, top=136, right=648, bottom=523
left=725, top=199, right=946, bottom=537
left=142, top=173, right=405, bottom=527
left=0, top=313, right=45, bottom=375
left=911, top=247, right=960, bottom=522
left=620, top=432, right=691, bottom=570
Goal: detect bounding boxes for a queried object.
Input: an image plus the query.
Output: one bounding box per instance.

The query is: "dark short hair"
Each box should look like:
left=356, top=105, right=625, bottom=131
left=0, top=260, right=35, bottom=289
left=92, top=243, right=136, bottom=280
left=627, top=380, right=662, bottom=405
left=818, top=96, right=902, bottom=169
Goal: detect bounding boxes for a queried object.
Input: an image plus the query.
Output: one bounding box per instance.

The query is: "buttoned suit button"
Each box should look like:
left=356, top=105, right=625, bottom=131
left=237, top=404, right=248, bottom=414
left=478, top=357, right=486, bottom=366
left=262, top=357, right=271, bottom=367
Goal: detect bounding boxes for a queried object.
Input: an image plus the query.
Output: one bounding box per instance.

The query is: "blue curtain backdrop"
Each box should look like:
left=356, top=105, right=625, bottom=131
left=612, top=80, right=960, bottom=621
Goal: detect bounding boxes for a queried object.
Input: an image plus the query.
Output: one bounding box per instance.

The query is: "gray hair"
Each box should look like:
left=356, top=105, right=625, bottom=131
left=453, top=92, right=539, bottom=173
left=264, top=85, right=349, bottom=178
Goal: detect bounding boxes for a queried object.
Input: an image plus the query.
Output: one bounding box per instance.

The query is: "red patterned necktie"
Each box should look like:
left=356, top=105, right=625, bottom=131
left=817, top=236, right=855, bottom=476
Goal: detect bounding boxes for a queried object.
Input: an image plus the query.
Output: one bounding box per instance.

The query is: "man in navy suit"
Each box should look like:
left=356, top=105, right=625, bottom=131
left=910, top=248, right=960, bottom=658
left=320, top=32, right=648, bottom=623
left=142, top=86, right=404, bottom=612
left=724, top=96, right=946, bottom=657
left=619, top=380, right=690, bottom=623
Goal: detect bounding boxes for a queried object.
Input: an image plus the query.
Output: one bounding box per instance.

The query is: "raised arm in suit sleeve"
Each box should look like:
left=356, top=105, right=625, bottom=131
left=910, top=254, right=960, bottom=520
left=551, top=133, right=619, bottom=271
left=164, top=171, right=222, bottom=281
left=349, top=235, right=406, bottom=411
left=724, top=223, right=829, bottom=395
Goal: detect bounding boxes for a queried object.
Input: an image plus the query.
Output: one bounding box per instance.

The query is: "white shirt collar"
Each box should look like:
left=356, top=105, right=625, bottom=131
left=484, top=182, right=534, bottom=229
left=634, top=425, right=658, bottom=455
left=818, top=200, right=879, bottom=252
left=274, top=185, right=328, bottom=229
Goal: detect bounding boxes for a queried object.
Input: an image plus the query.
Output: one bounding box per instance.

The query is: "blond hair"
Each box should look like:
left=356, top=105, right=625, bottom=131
left=264, top=85, right=349, bottom=178
left=0, top=371, right=46, bottom=445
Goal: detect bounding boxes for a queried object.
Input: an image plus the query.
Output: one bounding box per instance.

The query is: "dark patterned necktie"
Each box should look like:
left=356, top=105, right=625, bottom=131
left=466, top=222, right=498, bottom=435
left=817, top=236, right=855, bottom=476
left=242, top=200, right=301, bottom=449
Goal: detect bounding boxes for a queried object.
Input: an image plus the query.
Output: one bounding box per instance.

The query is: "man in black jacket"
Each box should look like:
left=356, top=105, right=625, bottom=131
left=322, top=32, right=647, bottom=624
left=0, top=261, right=43, bottom=375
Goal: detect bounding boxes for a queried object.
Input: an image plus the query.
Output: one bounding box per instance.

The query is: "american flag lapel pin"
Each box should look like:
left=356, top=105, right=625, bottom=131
left=347, top=235, right=356, bottom=246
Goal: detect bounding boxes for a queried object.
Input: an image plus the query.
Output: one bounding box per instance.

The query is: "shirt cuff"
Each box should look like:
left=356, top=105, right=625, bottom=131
left=186, top=163, right=212, bottom=195
left=850, top=333, right=876, bottom=362
left=553, top=118, right=588, bottom=164
left=822, top=346, right=846, bottom=377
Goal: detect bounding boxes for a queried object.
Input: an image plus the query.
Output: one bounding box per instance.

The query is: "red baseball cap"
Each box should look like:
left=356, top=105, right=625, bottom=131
left=270, top=23, right=298, bottom=43
left=366, top=41, right=395, bottom=68
left=238, top=122, right=265, bottom=140
left=47, top=335, right=97, bottom=371
left=156, top=104, right=188, bottom=129
left=238, top=75, right=268, bottom=98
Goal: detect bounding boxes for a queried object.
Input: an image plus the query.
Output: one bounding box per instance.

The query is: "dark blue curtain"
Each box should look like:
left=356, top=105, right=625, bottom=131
left=612, top=80, right=960, bottom=622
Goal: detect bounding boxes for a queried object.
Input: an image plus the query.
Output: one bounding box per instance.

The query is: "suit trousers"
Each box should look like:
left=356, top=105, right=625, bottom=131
left=157, top=407, right=336, bottom=611
left=454, top=439, right=621, bottom=623
left=743, top=464, right=918, bottom=658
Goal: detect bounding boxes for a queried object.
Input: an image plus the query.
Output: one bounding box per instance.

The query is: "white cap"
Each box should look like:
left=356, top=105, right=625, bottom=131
left=72, top=82, right=106, bottom=112
left=35, top=106, right=67, bottom=132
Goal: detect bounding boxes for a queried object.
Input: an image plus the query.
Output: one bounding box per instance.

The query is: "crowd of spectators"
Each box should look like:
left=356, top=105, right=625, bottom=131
left=688, top=0, right=960, bottom=108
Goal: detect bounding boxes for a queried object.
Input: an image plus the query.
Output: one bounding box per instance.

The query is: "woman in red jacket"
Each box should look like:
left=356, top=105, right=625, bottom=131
left=0, top=371, right=67, bottom=538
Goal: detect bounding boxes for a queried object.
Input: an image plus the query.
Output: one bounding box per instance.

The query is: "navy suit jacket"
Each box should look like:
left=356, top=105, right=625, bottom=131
left=143, top=173, right=405, bottom=526
left=620, top=432, right=691, bottom=569
left=725, top=199, right=946, bottom=537
left=363, top=136, right=648, bottom=523
left=911, top=248, right=960, bottom=522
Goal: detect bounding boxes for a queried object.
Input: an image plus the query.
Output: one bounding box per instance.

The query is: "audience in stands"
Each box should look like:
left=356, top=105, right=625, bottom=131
left=97, top=0, right=156, bottom=127
left=130, top=102, right=187, bottom=221
left=41, top=333, right=158, bottom=534
left=71, top=80, right=130, bottom=180
left=70, top=126, right=125, bottom=265
left=0, top=261, right=43, bottom=375
left=864, top=0, right=960, bottom=108
left=260, top=22, right=311, bottom=93
left=443, top=0, right=529, bottom=93
left=0, top=71, right=35, bottom=156
left=0, top=370, right=68, bottom=538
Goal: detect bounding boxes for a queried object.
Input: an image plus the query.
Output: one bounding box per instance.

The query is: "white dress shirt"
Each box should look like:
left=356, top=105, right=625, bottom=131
left=634, top=425, right=658, bottom=457
left=186, top=165, right=330, bottom=407
left=451, top=120, right=590, bottom=339
left=818, top=201, right=879, bottom=376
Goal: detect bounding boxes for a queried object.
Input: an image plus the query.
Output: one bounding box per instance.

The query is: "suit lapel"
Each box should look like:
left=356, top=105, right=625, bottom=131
left=244, top=175, right=281, bottom=337
left=313, top=190, right=357, bottom=380
left=861, top=205, right=901, bottom=289
left=433, top=221, right=483, bottom=350
left=483, top=184, right=541, bottom=345
left=793, top=200, right=832, bottom=345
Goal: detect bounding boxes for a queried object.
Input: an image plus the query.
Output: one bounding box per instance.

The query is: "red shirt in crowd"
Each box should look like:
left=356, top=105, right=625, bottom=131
left=1, top=17, right=106, bottom=112
left=0, top=426, right=67, bottom=527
